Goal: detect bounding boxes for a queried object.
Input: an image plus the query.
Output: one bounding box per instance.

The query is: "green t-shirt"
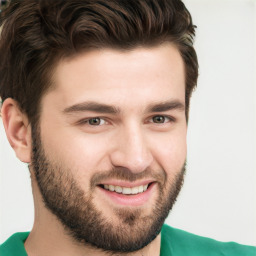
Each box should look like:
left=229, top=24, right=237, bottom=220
left=1, top=225, right=255, bottom=255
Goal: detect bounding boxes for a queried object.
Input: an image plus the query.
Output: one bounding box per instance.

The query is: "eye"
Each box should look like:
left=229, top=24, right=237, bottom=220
left=151, top=115, right=173, bottom=124
left=88, top=117, right=106, bottom=126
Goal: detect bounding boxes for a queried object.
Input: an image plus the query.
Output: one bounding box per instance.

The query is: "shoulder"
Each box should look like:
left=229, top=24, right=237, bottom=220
left=0, top=232, right=29, bottom=256
left=160, top=224, right=256, bottom=256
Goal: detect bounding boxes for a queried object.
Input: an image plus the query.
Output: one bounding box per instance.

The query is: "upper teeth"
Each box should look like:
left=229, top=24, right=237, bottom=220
left=103, top=184, right=149, bottom=195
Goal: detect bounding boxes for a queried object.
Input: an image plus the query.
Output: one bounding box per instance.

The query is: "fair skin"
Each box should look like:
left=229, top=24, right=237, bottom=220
left=2, top=43, right=187, bottom=255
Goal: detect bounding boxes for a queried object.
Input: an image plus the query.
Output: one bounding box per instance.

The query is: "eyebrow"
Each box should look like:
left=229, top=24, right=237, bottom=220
left=63, top=101, right=120, bottom=114
left=146, top=100, right=185, bottom=113
left=63, top=100, right=185, bottom=115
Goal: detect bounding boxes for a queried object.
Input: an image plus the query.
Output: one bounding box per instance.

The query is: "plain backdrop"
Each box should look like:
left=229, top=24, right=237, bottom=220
left=1, top=0, right=256, bottom=246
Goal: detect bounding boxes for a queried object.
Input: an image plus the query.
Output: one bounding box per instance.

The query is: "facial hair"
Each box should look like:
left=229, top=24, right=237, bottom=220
left=30, top=125, right=186, bottom=253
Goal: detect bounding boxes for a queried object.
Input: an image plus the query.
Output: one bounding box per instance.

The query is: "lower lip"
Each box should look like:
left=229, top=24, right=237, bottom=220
left=98, top=183, right=156, bottom=206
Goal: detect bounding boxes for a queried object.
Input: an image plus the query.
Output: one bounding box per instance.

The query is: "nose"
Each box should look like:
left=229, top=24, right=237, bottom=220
left=110, top=124, right=153, bottom=174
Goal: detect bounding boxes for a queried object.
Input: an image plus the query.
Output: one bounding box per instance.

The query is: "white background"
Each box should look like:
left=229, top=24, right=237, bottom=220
left=1, top=0, right=256, bottom=246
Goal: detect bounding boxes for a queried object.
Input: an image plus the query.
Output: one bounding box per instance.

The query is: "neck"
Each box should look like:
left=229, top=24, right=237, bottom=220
left=25, top=176, right=161, bottom=256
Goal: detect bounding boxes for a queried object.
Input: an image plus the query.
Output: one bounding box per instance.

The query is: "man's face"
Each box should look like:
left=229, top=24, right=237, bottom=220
left=31, top=43, right=187, bottom=252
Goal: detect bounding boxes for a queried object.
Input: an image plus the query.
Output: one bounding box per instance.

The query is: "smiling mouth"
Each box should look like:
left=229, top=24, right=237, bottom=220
left=99, top=183, right=154, bottom=195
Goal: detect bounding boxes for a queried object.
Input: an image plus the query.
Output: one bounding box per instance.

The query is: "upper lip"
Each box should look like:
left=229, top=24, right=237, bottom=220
left=99, top=179, right=155, bottom=188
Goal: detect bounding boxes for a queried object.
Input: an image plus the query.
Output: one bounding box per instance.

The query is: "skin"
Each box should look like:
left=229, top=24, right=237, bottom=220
left=2, top=43, right=187, bottom=255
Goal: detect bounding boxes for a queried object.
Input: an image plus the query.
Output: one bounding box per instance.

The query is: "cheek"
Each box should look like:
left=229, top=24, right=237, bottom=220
left=150, top=130, right=187, bottom=174
left=40, top=124, right=111, bottom=183
left=69, top=135, right=112, bottom=182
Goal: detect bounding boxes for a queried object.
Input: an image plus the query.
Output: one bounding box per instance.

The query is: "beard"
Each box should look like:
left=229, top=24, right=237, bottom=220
left=30, top=125, right=185, bottom=253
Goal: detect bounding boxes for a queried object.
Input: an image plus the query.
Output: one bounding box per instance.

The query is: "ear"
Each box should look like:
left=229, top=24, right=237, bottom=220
left=1, top=98, right=32, bottom=163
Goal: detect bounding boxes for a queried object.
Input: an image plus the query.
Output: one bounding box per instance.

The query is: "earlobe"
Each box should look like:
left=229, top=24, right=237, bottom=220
left=1, top=98, right=32, bottom=163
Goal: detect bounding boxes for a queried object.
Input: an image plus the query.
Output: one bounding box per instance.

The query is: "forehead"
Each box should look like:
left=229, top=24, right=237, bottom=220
left=44, top=43, right=185, bottom=111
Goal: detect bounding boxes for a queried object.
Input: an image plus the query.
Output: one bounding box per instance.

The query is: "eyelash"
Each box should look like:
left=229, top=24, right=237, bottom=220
left=149, top=115, right=175, bottom=124
left=77, top=117, right=107, bottom=126
left=77, top=115, right=175, bottom=126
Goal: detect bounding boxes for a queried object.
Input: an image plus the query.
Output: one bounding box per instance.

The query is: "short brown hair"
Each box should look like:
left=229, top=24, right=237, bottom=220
left=0, top=0, right=198, bottom=124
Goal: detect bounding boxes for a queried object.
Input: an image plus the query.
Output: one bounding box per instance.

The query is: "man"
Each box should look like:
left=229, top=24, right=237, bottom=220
left=0, top=0, right=255, bottom=255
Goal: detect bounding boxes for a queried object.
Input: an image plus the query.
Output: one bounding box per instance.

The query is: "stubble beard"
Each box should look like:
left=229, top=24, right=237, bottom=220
left=30, top=125, right=186, bottom=253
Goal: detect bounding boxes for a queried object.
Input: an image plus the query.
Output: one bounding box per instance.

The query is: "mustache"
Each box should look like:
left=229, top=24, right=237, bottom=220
left=90, top=167, right=167, bottom=188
